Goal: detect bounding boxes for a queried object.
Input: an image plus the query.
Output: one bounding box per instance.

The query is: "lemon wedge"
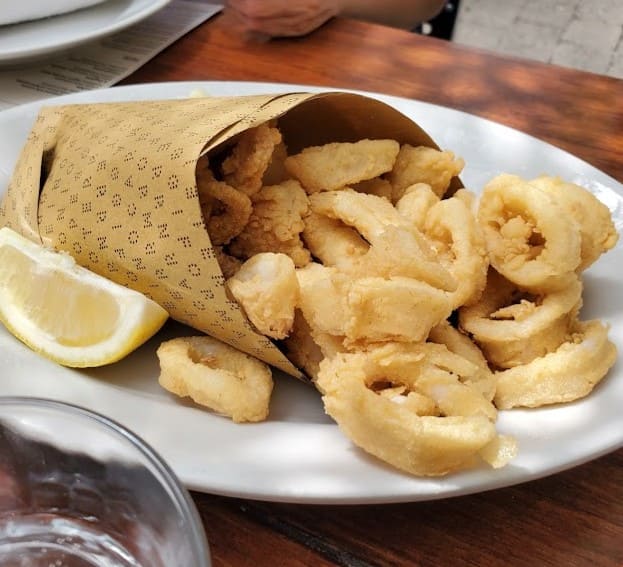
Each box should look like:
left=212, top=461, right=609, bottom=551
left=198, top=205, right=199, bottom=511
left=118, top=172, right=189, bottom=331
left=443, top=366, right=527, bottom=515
left=0, top=227, right=169, bottom=367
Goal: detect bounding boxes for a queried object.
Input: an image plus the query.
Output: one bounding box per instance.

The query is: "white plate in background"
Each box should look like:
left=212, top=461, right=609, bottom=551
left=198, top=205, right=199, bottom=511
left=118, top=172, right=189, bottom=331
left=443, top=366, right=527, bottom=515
left=0, top=81, right=621, bottom=504
left=0, top=0, right=170, bottom=65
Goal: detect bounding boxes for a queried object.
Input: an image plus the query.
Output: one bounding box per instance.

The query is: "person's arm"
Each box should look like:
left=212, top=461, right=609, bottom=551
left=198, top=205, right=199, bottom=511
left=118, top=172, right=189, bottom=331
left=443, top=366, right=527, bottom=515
left=225, top=0, right=446, bottom=38
left=339, top=0, right=446, bottom=29
left=226, top=0, right=339, bottom=38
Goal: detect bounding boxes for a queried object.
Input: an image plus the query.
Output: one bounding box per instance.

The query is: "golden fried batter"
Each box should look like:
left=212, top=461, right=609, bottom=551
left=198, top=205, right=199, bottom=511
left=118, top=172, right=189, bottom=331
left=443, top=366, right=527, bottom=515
left=388, top=145, right=464, bottom=201
left=228, top=179, right=311, bottom=267
left=284, top=139, right=399, bottom=194
left=316, top=342, right=512, bottom=476
left=395, top=182, right=439, bottom=231
left=302, top=211, right=369, bottom=270
left=458, top=269, right=582, bottom=369
left=423, top=195, right=489, bottom=308
left=157, top=336, right=273, bottom=423
left=227, top=252, right=299, bottom=339
left=529, top=175, right=619, bottom=271
left=309, top=189, right=457, bottom=292
left=196, top=158, right=252, bottom=246
left=494, top=320, right=617, bottom=409
left=222, top=122, right=283, bottom=197
left=477, top=174, right=581, bottom=291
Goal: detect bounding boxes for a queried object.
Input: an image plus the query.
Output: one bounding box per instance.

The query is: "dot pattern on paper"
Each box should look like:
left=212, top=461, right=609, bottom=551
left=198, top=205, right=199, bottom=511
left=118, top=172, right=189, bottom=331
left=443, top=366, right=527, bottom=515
left=0, top=94, right=320, bottom=377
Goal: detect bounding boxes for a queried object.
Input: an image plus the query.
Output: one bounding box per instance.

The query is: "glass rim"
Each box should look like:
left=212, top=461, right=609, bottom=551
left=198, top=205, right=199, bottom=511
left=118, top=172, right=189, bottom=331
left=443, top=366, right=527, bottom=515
left=0, top=395, right=211, bottom=565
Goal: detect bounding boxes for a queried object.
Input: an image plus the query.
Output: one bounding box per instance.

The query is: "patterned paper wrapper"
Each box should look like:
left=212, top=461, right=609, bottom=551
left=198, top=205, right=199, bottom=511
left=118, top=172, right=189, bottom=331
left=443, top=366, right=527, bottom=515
left=0, top=91, right=453, bottom=378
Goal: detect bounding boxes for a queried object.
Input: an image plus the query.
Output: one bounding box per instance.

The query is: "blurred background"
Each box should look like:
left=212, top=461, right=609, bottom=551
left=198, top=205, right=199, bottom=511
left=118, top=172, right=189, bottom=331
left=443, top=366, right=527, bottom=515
left=426, top=0, right=623, bottom=78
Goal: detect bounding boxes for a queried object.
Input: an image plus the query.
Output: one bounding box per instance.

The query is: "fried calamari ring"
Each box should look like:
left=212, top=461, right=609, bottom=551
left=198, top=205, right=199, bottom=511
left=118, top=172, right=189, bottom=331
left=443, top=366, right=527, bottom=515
left=284, top=139, right=400, bottom=194
left=157, top=336, right=273, bottom=422
left=315, top=342, right=514, bottom=476
left=424, top=195, right=489, bottom=308
left=425, top=327, right=516, bottom=471
left=221, top=122, right=283, bottom=197
left=529, top=175, right=619, bottom=271
left=309, top=189, right=457, bottom=291
left=458, top=269, right=583, bottom=369
left=227, top=252, right=299, bottom=339
left=388, top=145, right=464, bottom=201
left=228, top=179, right=311, bottom=267
left=296, top=263, right=452, bottom=344
left=196, top=159, right=252, bottom=246
left=477, top=174, right=581, bottom=291
left=428, top=321, right=495, bottom=401
left=494, top=319, right=617, bottom=409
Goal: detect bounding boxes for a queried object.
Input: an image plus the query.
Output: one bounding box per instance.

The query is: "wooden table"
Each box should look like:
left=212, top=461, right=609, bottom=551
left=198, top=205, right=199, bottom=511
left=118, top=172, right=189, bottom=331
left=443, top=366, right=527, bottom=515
left=124, top=12, right=623, bottom=567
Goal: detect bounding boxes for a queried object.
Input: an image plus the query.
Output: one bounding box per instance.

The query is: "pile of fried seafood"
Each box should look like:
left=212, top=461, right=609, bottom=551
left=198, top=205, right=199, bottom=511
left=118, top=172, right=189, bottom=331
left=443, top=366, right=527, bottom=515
left=157, top=120, right=618, bottom=477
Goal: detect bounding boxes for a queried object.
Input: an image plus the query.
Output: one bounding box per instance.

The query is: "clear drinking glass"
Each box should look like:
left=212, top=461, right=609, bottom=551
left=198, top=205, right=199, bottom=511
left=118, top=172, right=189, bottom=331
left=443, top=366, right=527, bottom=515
left=0, top=397, right=211, bottom=567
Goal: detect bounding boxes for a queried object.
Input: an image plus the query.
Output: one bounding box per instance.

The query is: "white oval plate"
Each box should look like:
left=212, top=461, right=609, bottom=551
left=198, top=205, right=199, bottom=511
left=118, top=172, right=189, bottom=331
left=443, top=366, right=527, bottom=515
left=0, top=81, right=621, bottom=504
left=0, top=0, right=170, bottom=65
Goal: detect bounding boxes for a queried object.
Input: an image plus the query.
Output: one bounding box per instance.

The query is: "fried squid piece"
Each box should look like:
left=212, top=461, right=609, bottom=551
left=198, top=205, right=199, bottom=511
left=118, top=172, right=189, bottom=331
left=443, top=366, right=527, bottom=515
left=228, top=179, right=311, bottom=267
left=423, top=194, right=489, bottom=308
left=310, top=188, right=410, bottom=238
left=157, top=336, right=273, bottom=423
left=458, top=269, right=582, bottom=369
left=395, top=182, right=440, bottom=231
left=221, top=122, right=283, bottom=197
left=296, top=263, right=452, bottom=345
left=227, top=252, right=299, bottom=340
left=477, top=174, right=582, bottom=292
left=452, top=187, right=479, bottom=214
left=309, top=189, right=457, bottom=291
left=284, top=139, right=399, bottom=193
left=295, top=263, right=350, bottom=338
left=494, top=319, right=617, bottom=409
left=428, top=321, right=495, bottom=401
left=528, top=175, right=619, bottom=271
left=344, top=276, right=453, bottom=345
left=196, top=158, right=252, bottom=246
left=388, top=145, right=464, bottom=201
left=302, top=211, right=369, bottom=270
left=315, top=342, right=515, bottom=476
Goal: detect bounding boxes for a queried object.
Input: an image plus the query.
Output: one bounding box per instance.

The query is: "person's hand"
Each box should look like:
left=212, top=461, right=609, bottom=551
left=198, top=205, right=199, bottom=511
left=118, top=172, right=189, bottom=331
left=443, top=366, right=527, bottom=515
left=225, top=0, right=340, bottom=39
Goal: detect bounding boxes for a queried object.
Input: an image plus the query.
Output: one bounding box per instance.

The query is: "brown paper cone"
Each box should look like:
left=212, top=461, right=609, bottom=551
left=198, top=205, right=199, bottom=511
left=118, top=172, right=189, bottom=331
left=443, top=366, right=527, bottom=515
left=0, top=91, right=454, bottom=377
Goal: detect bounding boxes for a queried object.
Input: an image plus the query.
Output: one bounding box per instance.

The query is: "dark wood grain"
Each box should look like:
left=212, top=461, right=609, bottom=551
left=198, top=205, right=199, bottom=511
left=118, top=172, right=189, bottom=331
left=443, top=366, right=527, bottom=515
left=121, top=12, right=623, bottom=566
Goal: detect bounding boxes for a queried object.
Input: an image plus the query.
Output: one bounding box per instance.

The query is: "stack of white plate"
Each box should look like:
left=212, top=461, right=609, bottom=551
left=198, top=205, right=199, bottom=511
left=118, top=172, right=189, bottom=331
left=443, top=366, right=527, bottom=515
left=1, top=0, right=109, bottom=26
left=0, top=0, right=170, bottom=65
